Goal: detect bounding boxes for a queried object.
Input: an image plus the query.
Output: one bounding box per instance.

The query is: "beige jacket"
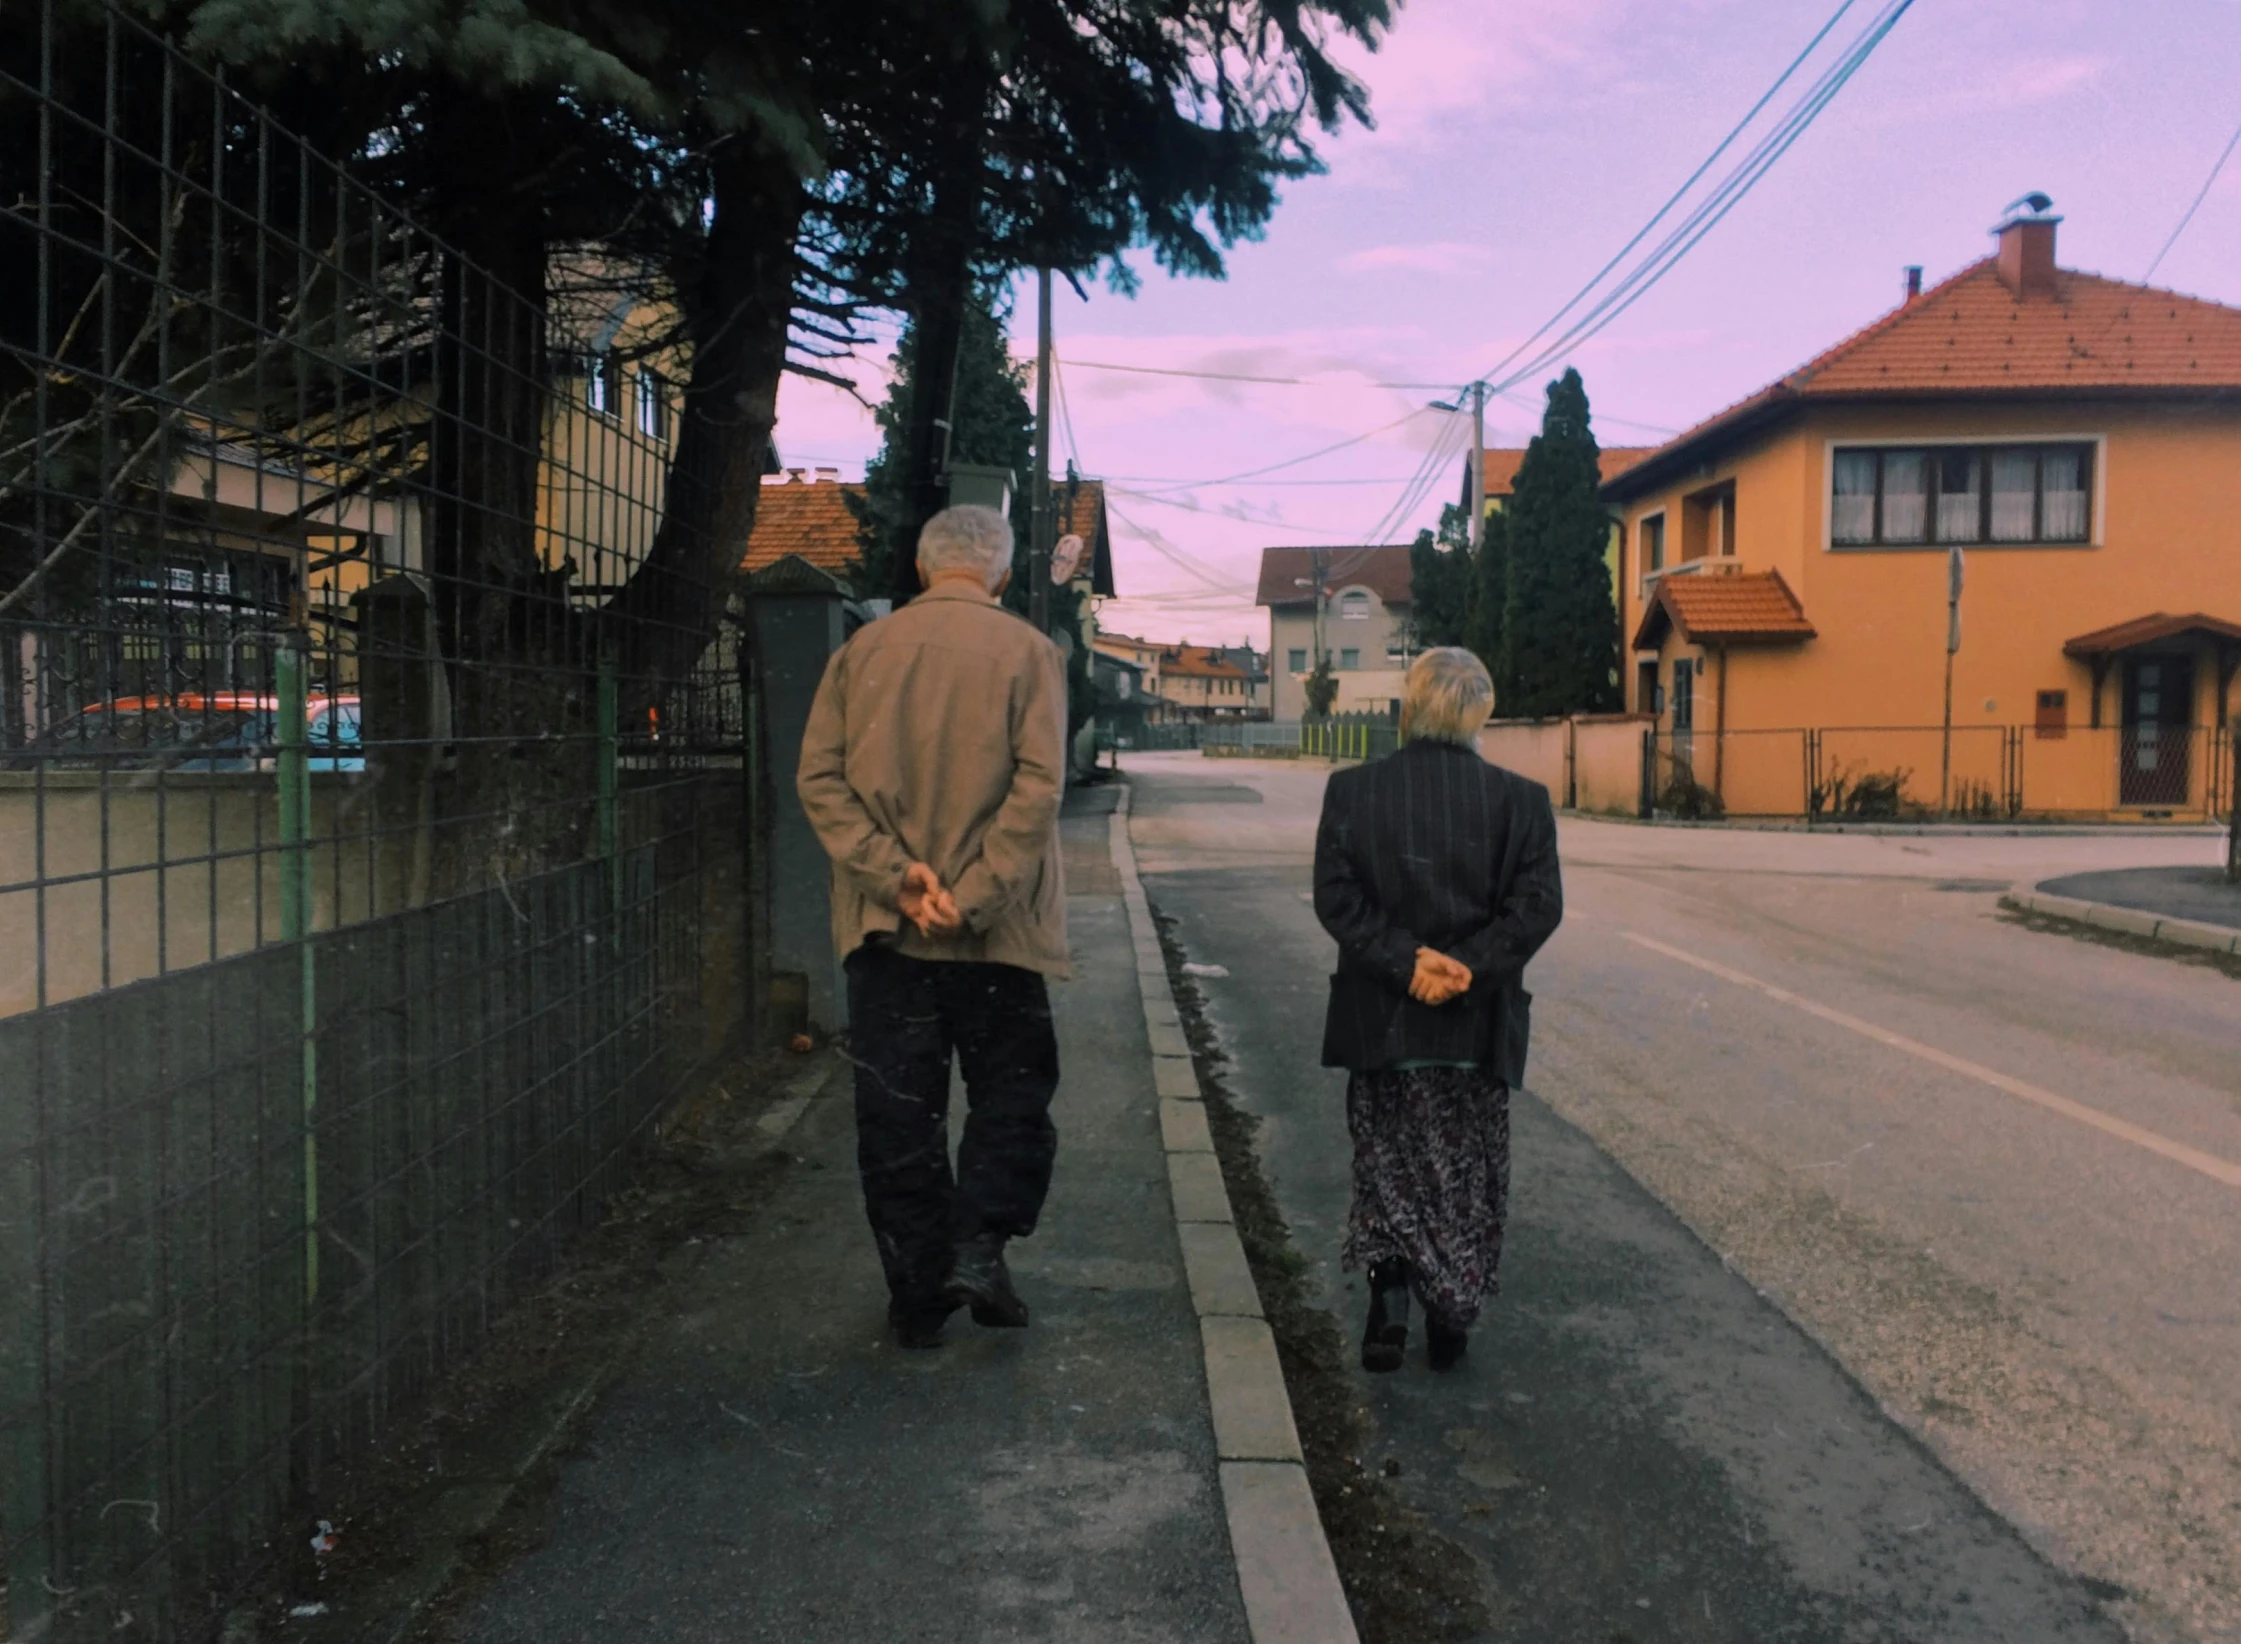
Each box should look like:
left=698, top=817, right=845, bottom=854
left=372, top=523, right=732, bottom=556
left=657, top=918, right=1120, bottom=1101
left=796, top=582, right=1071, bottom=979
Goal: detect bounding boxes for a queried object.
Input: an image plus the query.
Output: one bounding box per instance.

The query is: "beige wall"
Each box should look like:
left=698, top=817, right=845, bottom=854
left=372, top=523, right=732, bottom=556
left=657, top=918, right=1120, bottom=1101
left=0, top=773, right=692, bottom=1019
left=1269, top=599, right=1410, bottom=719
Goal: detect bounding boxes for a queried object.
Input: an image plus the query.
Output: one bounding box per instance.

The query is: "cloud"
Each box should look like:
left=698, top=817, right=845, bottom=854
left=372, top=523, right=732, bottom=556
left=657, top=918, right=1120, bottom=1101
left=1339, top=241, right=1496, bottom=276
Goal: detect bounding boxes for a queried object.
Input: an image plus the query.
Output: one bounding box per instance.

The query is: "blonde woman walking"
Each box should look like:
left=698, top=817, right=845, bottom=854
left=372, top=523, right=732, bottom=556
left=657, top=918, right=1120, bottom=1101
left=1312, top=648, right=1563, bottom=1372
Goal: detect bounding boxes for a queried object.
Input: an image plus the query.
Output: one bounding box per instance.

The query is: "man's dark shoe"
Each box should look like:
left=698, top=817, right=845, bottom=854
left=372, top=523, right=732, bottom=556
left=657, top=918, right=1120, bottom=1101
left=1361, top=1259, right=1410, bottom=1373
left=889, top=1293, right=960, bottom=1350
left=1426, top=1314, right=1468, bottom=1373
left=947, top=1236, right=1030, bottom=1328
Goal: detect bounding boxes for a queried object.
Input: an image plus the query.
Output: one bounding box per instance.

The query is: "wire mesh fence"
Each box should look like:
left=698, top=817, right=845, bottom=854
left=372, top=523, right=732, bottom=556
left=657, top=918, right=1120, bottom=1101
left=2, top=5, right=751, bottom=1636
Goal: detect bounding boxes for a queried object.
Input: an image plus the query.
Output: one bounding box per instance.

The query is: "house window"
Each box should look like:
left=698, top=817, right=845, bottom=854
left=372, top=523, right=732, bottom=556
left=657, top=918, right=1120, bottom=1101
left=1338, top=591, right=1370, bottom=621
left=635, top=370, right=669, bottom=439
left=585, top=352, right=623, bottom=416
left=1832, top=444, right=2092, bottom=546
left=1288, top=648, right=1307, bottom=673
left=1339, top=647, right=1360, bottom=671
left=1640, top=513, right=1666, bottom=576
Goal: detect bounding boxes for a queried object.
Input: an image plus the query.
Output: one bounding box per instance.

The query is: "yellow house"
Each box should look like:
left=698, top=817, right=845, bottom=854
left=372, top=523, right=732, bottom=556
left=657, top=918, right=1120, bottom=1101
left=1604, top=204, right=2241, bottom=819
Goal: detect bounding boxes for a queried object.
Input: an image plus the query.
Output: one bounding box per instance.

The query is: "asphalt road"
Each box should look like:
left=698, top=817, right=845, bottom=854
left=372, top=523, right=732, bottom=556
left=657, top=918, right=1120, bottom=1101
left=1125, top=750, right=2238, bottom=1644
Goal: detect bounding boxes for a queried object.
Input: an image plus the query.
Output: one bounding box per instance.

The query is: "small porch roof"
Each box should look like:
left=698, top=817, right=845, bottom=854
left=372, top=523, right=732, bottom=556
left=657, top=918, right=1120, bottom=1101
left=2062, top=612, right=2241, bottom=658
left=1631, top=569, right=1816, bottom=651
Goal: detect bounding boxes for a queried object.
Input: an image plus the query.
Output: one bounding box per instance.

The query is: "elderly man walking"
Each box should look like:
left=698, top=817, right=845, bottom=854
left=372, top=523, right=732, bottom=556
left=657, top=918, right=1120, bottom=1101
left=797, top=505, right=1071, bottom=1349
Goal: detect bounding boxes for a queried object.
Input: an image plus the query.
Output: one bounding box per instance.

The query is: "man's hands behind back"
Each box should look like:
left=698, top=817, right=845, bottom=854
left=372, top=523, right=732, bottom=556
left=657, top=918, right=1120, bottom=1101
left=899, top=862, right=962, bottom=938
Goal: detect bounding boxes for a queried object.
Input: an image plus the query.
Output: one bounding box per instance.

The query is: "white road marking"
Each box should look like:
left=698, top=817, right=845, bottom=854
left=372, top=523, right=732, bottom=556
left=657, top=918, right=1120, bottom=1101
left=1621, top=929, right=2241, bottom=1191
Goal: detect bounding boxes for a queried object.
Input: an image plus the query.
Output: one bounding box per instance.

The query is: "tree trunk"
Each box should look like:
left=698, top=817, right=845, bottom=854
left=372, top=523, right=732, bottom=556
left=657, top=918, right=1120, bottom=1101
left=886, top=97, right=989, bottom=610
left=605, top=140, right=805, bottom=700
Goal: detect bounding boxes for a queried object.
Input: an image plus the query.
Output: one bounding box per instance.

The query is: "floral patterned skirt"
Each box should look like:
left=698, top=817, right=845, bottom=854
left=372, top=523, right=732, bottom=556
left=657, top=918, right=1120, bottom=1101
left=1340, top=1066, right=1511, bottom=1330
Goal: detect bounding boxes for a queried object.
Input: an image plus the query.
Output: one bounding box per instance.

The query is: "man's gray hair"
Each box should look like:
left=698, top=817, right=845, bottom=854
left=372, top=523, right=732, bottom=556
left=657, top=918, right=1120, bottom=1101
left=1400, top=647, right=1496, bottom=745
left=916, top=504, right=1015, bottom=592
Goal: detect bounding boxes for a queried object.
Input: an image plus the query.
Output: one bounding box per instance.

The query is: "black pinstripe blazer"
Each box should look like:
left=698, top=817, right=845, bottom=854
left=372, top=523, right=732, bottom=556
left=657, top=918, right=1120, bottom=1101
left=1312, top=738, right=1564, bottom=1082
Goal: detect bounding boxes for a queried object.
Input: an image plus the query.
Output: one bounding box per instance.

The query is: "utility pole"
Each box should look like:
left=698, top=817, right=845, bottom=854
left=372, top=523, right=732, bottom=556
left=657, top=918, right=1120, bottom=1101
left=1467, top=380, right=1488, bottom=553
left=1030, top=267, right=1054, bottom=634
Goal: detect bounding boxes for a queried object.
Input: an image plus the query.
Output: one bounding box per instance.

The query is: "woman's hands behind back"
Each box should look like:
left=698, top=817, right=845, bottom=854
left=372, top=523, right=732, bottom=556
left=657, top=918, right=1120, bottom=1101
left=1409, top=947, right=1473, bottom=1006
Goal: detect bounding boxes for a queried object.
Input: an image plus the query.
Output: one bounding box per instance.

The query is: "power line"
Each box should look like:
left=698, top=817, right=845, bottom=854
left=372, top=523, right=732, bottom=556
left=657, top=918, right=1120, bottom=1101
left=2144, top=109, right=2241, bottom=284
left=1105, top=485, right=1348, bottom=535
left=1479, top=0, right=1914, bottom=399
left=1062, top=356, right=1481, bottom=392
left=1468, top=0, right=1869, bottom=395
left=1130, top=408, right=1436, bottom=495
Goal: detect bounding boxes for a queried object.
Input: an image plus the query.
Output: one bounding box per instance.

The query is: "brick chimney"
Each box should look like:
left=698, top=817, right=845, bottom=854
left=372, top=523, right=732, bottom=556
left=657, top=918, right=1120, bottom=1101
left=1994, top=205, right=2060, bottom=298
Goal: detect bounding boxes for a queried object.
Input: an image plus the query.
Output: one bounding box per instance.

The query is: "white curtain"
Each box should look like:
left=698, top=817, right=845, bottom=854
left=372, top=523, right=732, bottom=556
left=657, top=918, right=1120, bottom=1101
left=1882, top=451, right=1927, bottom=541
left=1832, top=451, right=1876, bottom=543
left=1936, top=451, right=1981, bottom=542
left=2042, top=448, right=2088, bottom=540
left=1989, top=449, right=2037, bottom=541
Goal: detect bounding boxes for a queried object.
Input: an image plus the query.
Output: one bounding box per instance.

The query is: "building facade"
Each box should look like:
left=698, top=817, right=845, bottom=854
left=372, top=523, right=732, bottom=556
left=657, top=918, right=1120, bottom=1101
left=1255, top=545, right=1414, bottom=720
left=1603, top=205, right=2241, bottom=818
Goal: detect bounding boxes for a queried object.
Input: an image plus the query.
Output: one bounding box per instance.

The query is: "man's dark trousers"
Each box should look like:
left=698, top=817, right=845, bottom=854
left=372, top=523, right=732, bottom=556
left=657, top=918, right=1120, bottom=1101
left=844, top=942, right=1060, bottom=1308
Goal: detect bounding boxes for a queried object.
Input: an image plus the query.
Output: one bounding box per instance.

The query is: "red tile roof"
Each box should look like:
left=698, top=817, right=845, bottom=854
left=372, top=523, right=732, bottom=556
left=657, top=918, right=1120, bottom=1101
left=2063, top=612, right=2241, bottom=657
left=1631, top=569, right=1815, bottom=649
left=1159, top=644, right=1250, bottom=681
left=1605, top=256, right=2241, bottom=502
left=1255, top=544, right=1414, bottom=608
left=742, top=477, right=865, bottom=575
left=1483, top=445, right=1653, bottom=497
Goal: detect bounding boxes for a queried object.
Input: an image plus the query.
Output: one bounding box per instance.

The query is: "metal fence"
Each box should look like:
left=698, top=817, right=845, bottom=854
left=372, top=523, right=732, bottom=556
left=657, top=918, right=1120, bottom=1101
left=1645, top=726, right=2237, bottom=821
left=2, top=7, right=749, bottom=1637
left=1200, top=716, right=1398, bottom=761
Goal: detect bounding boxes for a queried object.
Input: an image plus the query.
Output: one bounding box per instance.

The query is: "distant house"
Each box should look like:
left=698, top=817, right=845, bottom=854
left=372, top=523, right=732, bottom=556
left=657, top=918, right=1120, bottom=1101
left=1255, top=544, right=1414, bottom=720
left=1091, top=631, right=1167, bottom=702
left=1602, top=203, right=2241, bottom=816
left=1090, top=649, right=1153, bottom=743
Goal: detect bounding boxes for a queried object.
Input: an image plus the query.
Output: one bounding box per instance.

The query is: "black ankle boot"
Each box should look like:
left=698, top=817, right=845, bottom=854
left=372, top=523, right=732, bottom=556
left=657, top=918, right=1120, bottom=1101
left=947, top=1235, right=1030, bottom=1328
left=1426, top=1313, right=1468, bottom=1373
left=1361, top=1260, right=1410, bottom=1373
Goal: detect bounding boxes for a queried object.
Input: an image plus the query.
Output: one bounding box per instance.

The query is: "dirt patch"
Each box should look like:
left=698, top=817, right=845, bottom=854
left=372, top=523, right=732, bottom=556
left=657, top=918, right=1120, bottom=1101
left=1149, top=906, right=1491, bottom=1643
left=227, top=1044, right=817, bottom=1641
left=1999, top=906, right=2241, bottom=982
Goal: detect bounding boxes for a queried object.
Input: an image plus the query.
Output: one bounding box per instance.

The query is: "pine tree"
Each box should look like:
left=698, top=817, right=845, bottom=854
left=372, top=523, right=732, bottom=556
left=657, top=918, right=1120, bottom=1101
left=1406, top=501, right=1472, bottom=649
left=1303, top=654, right=1339, bottom=719
left=855, top=292, right=1035, bottom=602
left=1501, top=368, right=1620, bottom=716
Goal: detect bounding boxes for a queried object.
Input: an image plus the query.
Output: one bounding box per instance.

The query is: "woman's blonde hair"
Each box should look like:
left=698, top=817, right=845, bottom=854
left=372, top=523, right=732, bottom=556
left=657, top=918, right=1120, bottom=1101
left=1400, top=647, right=1495, bottom=745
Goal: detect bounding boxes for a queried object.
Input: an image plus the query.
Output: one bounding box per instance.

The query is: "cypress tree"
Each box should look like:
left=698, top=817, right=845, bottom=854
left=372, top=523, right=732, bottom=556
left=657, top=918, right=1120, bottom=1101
left=1467, top=504, right=1510, bottom=700
left=1501, top=368, right=1620, bottom=716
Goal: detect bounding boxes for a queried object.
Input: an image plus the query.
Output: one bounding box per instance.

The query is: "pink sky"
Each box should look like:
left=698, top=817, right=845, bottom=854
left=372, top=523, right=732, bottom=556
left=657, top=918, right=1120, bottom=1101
left=771, top=0, right=2241, bottom=651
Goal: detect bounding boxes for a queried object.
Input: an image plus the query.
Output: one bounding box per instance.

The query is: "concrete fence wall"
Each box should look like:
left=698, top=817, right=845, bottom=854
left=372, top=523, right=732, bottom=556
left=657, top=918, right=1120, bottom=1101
left=1478, top=715, right=1654, bottom=815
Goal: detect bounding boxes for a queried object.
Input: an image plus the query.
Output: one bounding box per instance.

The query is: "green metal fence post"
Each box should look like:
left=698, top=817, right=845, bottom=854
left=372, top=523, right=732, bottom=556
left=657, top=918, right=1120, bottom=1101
left=277, top=632, right=317, bottom=1305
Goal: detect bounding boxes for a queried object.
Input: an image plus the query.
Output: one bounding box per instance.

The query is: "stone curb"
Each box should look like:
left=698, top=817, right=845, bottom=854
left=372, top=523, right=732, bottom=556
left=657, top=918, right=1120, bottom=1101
left=2001, top=885, right=2241, bottom=956
left=1108, top=785, right=1360, bottom=1644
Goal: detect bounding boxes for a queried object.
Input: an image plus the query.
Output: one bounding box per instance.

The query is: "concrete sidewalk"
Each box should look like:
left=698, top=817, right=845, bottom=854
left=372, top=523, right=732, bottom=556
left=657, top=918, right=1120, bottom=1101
left=424, top=788, right=1317, bottom=1643
left=2036, top=865, right=2241, bottom=932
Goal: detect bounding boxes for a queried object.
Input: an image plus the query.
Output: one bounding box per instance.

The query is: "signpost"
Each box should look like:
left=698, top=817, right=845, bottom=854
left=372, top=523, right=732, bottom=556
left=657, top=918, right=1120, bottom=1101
left=1940, top=545, right=1964, bottom=814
